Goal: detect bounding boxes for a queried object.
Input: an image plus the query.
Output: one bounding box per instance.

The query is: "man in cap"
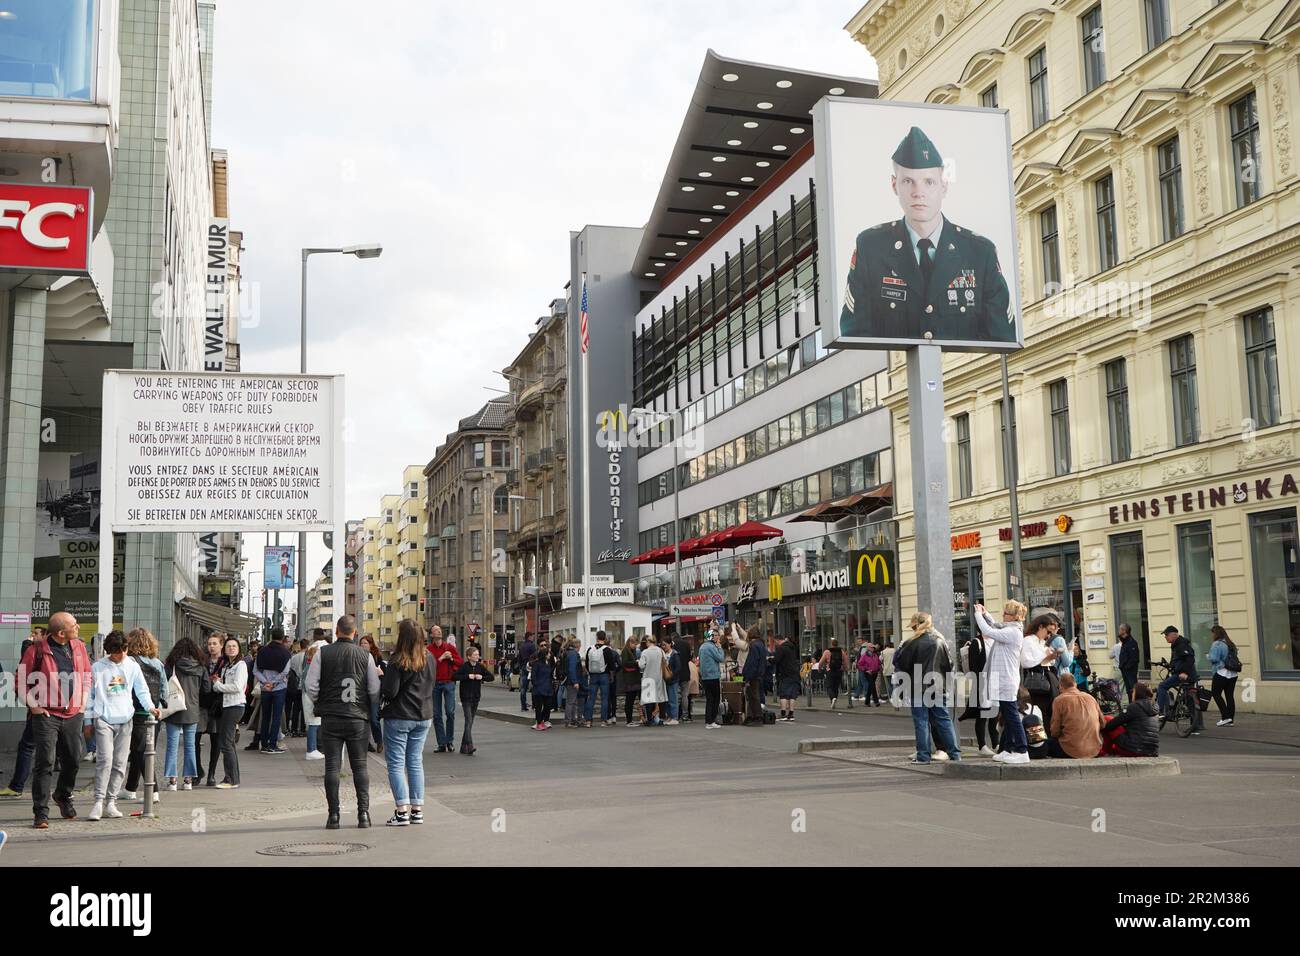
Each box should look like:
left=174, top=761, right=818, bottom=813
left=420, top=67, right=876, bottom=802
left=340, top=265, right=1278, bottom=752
left=839, top=126, right=1013, bottom=344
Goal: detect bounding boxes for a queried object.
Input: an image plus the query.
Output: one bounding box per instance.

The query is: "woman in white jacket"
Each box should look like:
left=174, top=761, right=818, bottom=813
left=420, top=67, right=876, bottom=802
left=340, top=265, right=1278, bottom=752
left=974, top=600, right=1031, bottom=765
left=210, top=636, right=248, bottom=789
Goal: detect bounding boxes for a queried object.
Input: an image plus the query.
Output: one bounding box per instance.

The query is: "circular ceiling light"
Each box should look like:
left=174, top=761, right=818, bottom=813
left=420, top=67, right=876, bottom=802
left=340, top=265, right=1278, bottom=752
left=726, top=190, right=740, bottom=197
left=681, top=185, right=695, bottom=192
left=743, top=121, right=759, bottom=129
left=828, top=87, right=846, bottom=95
left=675, top=241, right=688, bottom=247
left=654, top=262, right=667, bottom=267
left=644, top=272, right=656, bottom=278
left=699, top=217, right=713, bottom=223
left=757, top=101, right=773, bottom=110
left=740, top=176, right=754, bottom=183
left=687, top=229, right=700, bottom=235
left=665, top=251, right=678, bottom=257
left=790, top=127, right=806, bottom=134
left=776, top=79, right=793, bottom=89
left=712, top=204, right=726, bottom=211
left=756, top=161, right=771, bottom=168
left=772, top=144, right=787, bottom=152
left=712, top=156, right=726, bottom=162
left=727, top=139, right=742, bottom=146
left=722, top=73, right=739, bottom=82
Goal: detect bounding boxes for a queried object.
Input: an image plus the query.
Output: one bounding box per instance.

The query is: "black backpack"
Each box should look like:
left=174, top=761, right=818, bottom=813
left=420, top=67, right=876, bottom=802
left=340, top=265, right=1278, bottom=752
left=965, top=637, right=987, bottom=672
left=1224, top=645, right=1243, bottom=673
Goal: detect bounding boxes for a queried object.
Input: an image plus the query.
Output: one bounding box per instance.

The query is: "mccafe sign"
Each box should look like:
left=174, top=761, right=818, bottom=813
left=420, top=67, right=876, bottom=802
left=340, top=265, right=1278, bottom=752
left=0, top=183, right=93, bottom=275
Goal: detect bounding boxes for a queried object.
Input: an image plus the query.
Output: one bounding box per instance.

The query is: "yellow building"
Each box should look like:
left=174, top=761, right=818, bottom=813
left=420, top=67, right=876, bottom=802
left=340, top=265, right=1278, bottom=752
left=358, top=466, right=427, bottom=646
left=849, top=0, right=1300, bottom=712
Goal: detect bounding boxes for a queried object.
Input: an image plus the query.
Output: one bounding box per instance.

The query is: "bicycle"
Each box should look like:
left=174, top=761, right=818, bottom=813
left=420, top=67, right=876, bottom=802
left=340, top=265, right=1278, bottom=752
left=1153, top=659, right=1207, bottom=738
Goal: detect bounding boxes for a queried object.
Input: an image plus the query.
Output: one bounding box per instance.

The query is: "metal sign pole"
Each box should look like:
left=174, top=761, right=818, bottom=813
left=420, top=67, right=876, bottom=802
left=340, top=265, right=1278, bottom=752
left=906, top=344, right=955, bottom=661
left=1000, top=353, right=1023, bottom=603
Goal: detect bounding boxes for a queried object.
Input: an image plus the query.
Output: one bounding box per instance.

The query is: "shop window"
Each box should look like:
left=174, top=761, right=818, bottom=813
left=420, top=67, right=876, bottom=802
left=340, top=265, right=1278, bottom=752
left=1249, top=508, right=1300, bottom=676
left=1111, top=532, right=1152, bottom=668
left=1176, top=521, right=1218, bottom=664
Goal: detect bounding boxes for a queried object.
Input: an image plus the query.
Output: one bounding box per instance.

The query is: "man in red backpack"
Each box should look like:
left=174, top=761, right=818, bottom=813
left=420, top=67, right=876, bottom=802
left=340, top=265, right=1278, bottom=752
left=17, top=611, right=92, bottom=828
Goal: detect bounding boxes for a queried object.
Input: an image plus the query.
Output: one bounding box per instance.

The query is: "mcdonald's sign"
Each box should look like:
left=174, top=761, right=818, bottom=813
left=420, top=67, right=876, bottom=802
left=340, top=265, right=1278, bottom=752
left=767, top=574, right=783, bottom=602
left=596, top=408, right=627, bottom=434
left=851, top=549, right=894, bottom=594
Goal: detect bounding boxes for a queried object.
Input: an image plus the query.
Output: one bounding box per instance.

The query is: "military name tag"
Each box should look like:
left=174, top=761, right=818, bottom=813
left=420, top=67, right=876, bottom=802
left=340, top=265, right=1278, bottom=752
left=881, top=287, right=907, bottom=302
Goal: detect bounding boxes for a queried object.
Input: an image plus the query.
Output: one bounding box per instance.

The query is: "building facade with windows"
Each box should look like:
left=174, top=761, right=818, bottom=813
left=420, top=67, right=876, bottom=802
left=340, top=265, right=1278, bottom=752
left=850, top=0, right=1300, bottom=712
left=423, top=402, right=511, bottom=652
left=627, top=52, right=898, bottom=649
left=359, top=465, right=426, bottom=643
left=501, top=300, right=568, bottom=642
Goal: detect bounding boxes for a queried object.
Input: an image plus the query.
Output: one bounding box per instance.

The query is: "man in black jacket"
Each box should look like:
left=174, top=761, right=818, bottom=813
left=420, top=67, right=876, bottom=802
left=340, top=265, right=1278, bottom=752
left=893, top=612, right=961, bottom=764
left=516, top=633, right=537, bottom=713
left=741, top=632, right=769, bottom=725
left=1116, top=624, right=1140, bottom=701
left=672, top=633, right=693, bottom=722
left=1156, top=625, right=1200, bottom=732
left=305, top=615, right=380, bottom=829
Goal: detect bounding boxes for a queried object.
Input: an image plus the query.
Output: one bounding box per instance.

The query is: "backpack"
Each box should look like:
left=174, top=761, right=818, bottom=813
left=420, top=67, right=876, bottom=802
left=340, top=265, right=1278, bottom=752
left=1224, top=645, right=1243, bottom=673
left=762, top=708, right=777, bottom=725
left=965, top=637, right=986, bottom=673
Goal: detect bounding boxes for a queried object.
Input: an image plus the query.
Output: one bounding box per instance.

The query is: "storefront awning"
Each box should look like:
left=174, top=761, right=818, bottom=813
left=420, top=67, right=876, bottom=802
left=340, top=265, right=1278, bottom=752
left=178, top=597, right=260, bottom=637
left=790, top=483, right=893, bottom=523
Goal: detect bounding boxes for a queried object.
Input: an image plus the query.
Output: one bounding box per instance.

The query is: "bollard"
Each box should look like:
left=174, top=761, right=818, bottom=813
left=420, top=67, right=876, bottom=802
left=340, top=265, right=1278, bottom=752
left=141, top=715, right=157, bottom=819
left=806, top=674, right=813, bottom=710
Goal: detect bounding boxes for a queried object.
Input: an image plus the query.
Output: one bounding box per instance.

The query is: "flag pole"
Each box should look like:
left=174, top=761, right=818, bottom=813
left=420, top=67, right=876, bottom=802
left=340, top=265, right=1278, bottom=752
left=580, top=273, right=593, bottom=648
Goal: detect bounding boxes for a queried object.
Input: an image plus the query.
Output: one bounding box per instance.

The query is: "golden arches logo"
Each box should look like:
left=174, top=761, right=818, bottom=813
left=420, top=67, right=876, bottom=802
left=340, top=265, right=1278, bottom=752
left=596, top=409, right=627, bottom=433
left=768, top=574, right=782, bottom=602
left=855, top=552, right=890, bottom=587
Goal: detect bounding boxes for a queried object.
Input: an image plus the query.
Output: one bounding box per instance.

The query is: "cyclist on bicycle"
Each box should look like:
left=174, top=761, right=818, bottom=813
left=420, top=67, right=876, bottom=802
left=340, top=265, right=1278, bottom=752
left=1156, top=625, right=1198, bottom=727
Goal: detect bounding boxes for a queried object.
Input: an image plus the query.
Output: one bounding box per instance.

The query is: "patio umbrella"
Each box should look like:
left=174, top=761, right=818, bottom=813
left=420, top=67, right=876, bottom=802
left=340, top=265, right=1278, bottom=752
left=714, top=520, right=783, bottom=549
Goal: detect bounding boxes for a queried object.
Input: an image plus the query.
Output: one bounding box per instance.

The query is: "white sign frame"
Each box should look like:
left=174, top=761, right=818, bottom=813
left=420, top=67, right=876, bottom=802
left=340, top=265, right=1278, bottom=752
left=562, top=582, right=635, bottom=608
left=98, top=370, right=346, bottom=638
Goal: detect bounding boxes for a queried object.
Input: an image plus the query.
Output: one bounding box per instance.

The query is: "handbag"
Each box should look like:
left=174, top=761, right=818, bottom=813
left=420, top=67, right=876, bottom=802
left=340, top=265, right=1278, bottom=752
left=1022, top=665, right=1053, bottom=695
left=661, top=656, right=674, bottom=681
left=156, top=673, right=187, bottom=719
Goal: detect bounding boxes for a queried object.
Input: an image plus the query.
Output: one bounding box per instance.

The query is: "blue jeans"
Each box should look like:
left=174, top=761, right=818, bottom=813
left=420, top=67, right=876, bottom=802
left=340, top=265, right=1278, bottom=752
left=519, top=669, right=531, bottom=709
left=258, top=687, right=286, bottom=747
left=1156, top=674, right=1182, bottom=714
left=856, top=671, right=872, bottom=698
left=7, top=715, right=34, bottom=791
left=433, top=681, right=457, bottom=747
left=306, top=724, right=318, bottom=752
left=665, top=680, right=679, bottom=720
left=585, top=672, right=611, bottom=722
left=164, top=722, right=198, bottom=778
left=383, top=718, right=432, bottom=807
left=999, top=699, right=1027, bottom=753
left=369, top=699, right=381, bottom=745
left=910, top=704, right=960, bottom=762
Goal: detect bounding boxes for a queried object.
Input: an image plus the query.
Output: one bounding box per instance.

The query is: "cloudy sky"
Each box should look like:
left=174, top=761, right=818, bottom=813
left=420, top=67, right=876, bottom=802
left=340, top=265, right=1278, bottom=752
left=210, top=0, right=875, bottom=597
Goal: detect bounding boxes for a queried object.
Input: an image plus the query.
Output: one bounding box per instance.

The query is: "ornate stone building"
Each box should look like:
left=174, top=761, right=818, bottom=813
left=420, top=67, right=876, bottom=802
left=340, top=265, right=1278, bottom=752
left=848, top=0, right=1300, bottom=712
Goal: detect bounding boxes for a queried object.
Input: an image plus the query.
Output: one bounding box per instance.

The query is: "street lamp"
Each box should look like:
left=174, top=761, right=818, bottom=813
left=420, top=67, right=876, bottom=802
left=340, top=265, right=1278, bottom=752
left=509, top=493, right=542, bottom=634
left=299, top=243, right=383, bottom=642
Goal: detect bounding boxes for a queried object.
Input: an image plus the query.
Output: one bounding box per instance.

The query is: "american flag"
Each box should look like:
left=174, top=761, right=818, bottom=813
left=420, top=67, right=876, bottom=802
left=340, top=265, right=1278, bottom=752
left=579, top=277, right=589, bottom=354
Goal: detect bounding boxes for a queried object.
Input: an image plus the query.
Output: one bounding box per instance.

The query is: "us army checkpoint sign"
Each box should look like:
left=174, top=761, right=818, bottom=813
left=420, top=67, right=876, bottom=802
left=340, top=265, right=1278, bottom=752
left=813, top=97, right=1023, bottom=354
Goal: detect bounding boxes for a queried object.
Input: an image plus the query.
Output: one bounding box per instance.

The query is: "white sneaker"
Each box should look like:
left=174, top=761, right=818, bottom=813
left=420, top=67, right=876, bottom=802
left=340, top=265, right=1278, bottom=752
left=305, top=750, right=325, bottom=760
left=83, top=751, right=96, bottom=762
left=706, top=722, right=722, bottom=729
left=979, top=745, right=996, bottom=757
left=182, top=779, right=193, bottom=791
left=117, top=790, right=137, bottom=801
left=88, top=800, right=103, bottom=821
left=1003, top=751, right=1031, bottom=765
left=992, top=751, right=1011, bottom=763
left=665, top=719, right=679, bottom=726
left=932, top=751, right=950, bottom=762
left=104, top=801, right=123, bottom=819
left=166, top=779, right=178, bottom=792
left=1216, top=718, right=1233, bottom=727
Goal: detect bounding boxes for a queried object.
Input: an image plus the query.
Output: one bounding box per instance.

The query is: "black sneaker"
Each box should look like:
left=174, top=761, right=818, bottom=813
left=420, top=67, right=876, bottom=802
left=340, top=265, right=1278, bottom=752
left=262, top=747, right=287, bottom=755
left=33, top=816, right=49, bottom=829
left=54, top=796, right=76, bottom=819
left=386, top=810, right=410, bottom=827
left=409, top=808, right=424, bottom=825
left=434, top=745, right=447, bottom=753
left=244, top=741, right=261, bottom=751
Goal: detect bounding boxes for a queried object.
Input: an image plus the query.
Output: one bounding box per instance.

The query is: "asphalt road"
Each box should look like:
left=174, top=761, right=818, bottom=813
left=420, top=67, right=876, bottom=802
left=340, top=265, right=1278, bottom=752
left=1, top=708, right=1297, bottom=867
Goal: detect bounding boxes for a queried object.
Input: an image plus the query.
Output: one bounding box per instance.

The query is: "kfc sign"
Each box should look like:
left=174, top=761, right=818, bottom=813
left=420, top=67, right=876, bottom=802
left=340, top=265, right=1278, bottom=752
left=0, top=183, right=93, bottom=275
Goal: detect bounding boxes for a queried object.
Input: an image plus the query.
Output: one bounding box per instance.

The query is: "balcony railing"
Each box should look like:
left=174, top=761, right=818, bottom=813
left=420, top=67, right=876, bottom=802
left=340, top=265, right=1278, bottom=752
left=554, top=437, right=566, bottom=459
left=525, top=453, right=541, bottom=472
left=540, top=447, right=554, bottom=468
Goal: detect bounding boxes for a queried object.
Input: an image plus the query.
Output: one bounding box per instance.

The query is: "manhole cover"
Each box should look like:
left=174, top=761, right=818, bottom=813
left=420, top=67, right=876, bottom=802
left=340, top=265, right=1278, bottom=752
left=256, top=842, right=369, bottom=857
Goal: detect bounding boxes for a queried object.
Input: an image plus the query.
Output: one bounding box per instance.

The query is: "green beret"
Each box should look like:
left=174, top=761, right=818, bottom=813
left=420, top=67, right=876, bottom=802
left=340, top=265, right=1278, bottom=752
left=892, top=126, right=943, bottom=169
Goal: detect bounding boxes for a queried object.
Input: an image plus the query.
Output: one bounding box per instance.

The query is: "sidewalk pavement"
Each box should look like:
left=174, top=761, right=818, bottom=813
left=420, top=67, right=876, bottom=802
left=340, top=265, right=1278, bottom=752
left=483, top=682, right=1300, bottom=748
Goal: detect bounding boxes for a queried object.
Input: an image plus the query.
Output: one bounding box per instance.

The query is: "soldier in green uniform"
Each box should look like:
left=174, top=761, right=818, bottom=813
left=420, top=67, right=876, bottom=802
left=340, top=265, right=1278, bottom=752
left=838, top=126, right=1014, bottom=345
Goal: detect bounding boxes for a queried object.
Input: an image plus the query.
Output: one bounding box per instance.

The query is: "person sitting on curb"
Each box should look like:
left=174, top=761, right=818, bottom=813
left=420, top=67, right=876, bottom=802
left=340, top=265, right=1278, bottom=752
left=1047, top=672, right=1105, bottom=759
left=1100, top=682, right=1160, bottom=757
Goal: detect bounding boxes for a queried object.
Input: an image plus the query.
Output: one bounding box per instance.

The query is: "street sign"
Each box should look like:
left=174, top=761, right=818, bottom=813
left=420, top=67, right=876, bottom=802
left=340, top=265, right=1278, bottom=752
left=712, top=606, right=726, bottom=620
left=670, top=604, right=714, bottom=618
left=710, top=593, right=724, bottom=606
left=1, top=612, right=31, bottom=626
left=561, top=582, right=634, bottom=608
left=587, top=574, right=614, bottom=584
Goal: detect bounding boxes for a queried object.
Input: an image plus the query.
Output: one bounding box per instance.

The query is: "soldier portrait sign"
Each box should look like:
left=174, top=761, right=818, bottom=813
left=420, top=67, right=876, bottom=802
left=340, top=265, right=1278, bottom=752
left=813, top=98, right=1023, bottom=353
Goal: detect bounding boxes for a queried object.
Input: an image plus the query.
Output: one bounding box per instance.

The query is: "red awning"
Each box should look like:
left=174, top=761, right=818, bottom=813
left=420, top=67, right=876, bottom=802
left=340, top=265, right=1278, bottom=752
left=713, top=520, right=783, bottom=549
left=628, top=549, right=654, bottom=565
left=678, top=536, right=722, bottom=559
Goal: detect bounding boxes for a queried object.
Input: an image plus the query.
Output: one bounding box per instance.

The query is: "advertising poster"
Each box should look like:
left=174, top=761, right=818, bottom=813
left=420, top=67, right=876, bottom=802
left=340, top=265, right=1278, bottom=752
left=265, top=545, right=295, bottom=590
left=813, top=97, right=1022, bottom=353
